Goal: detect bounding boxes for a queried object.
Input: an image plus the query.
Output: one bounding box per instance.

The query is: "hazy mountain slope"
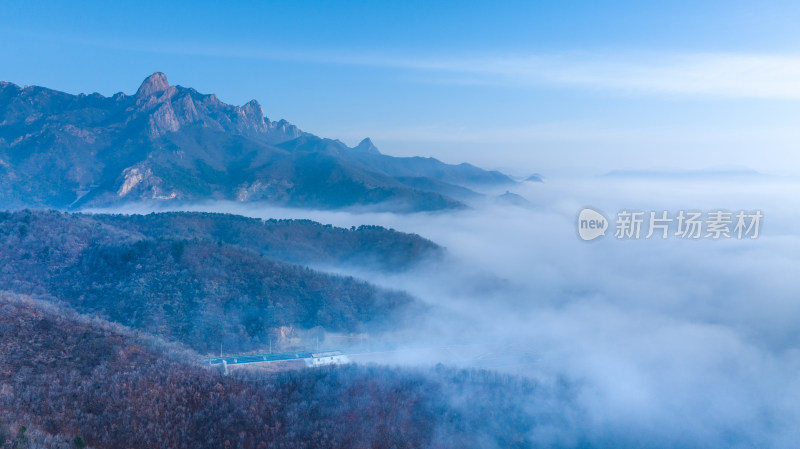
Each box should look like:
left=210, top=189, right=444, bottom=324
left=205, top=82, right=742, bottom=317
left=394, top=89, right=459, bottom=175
left=246, top=148, right=465, bottom=210
left=278, top=135, right=513, bottom=186
left=339, top=149, right=514, bottom=187
left=0, top=210, right=420, bottom=353
left=0, top=293, right=575, bottom=449
left=393, top=176, right=482, bottom=202
left=0, top=73, right=515, bottom=211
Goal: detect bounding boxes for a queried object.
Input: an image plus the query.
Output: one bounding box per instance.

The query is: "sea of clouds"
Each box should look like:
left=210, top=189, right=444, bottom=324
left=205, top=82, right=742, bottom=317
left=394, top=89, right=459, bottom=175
left=87, top=174, right=800, bottom=448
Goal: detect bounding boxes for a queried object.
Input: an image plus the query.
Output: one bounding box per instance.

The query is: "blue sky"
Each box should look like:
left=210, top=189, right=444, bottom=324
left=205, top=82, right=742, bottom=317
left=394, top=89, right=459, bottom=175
left=2, top=0, right=799, bottom=175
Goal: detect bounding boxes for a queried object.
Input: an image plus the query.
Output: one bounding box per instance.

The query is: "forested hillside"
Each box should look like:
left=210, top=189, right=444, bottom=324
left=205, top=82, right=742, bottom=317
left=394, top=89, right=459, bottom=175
left=0, top=210, right=429, bottom=353
left=0, top=294, right=578, bottom=449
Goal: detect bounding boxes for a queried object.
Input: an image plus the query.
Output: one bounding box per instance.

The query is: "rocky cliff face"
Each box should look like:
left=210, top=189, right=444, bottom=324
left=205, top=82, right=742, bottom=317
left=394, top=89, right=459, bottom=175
left=127, top=72, right=299, bottom=140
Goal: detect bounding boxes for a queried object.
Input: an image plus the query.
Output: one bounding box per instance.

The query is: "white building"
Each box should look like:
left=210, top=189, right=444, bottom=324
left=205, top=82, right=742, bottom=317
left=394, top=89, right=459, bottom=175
left=305, top=351, right=350, bottom=367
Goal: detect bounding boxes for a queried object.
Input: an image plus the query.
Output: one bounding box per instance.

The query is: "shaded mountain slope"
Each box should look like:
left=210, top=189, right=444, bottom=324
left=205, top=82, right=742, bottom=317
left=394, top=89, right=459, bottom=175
left=0, top=210, right=423, bottom=353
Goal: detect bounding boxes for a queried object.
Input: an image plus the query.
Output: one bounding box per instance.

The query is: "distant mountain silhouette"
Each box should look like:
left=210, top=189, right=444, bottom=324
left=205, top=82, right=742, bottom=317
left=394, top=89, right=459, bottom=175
left=524, top=173, right=543, bottom=182
left=495, top=191, right=532, bottom=207
left=0, top=73, right=514, bottom=211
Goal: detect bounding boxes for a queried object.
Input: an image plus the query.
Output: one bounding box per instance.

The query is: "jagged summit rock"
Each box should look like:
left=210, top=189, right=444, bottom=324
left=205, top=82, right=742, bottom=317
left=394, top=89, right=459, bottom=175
left=242, top=99, right=263, bottom=115
left=137, top=72, right=170, bottom=97
left=237, top=99, right=268, bottom=133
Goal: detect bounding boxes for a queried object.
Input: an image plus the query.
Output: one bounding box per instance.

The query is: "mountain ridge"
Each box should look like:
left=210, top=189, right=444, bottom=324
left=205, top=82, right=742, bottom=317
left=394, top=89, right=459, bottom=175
left=0, top=73, right=516, bottom=211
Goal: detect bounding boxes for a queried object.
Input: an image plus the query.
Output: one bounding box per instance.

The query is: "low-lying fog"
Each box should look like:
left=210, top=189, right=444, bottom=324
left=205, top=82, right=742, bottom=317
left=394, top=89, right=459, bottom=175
left=87, top=175, right=800, bottom=447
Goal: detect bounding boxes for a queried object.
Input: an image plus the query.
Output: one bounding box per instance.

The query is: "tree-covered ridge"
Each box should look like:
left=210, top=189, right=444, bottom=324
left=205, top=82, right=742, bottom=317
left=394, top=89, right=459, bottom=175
left=0, top=210, right=424, bottom=353
left=90, top=211, right=442, bottom=270
left=0, top=294, right=579, bottom=449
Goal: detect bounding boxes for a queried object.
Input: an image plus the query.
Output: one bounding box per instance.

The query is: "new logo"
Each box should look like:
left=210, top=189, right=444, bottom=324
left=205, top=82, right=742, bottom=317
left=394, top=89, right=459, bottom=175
left=578, top=208, right=608, bottom=241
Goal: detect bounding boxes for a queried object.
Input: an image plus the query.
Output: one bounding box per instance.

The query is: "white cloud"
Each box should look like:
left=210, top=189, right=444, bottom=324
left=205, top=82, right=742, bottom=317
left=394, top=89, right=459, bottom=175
left=183, top=47, right=800, bottom=99
left=33, top=29, right=800, bottom=99
left=375, top=52, right=800, bottom=99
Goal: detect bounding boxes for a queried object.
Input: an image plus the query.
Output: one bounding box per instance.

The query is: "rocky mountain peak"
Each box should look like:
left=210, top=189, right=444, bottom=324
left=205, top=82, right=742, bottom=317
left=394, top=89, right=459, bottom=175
left=233, top=99, right=267, bottom=134
left=137, top=72, right=170, bottom=97
left=354, top=137, right=381, bottom=155
left=242, top=99, right=263, bottom=117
